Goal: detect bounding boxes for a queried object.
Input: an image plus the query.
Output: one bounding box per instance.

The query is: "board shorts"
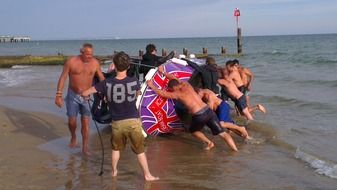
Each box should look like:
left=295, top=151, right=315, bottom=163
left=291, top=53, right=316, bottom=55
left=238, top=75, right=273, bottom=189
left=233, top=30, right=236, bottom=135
left=65, top=88, right=90, bottom=117
left=234, top=95, right=248, bottom=113
left=216, top=101, right=234, bottom=123
left=189, top=106, right=225, bottom=135
left=111, top=118, right=145, bottom=154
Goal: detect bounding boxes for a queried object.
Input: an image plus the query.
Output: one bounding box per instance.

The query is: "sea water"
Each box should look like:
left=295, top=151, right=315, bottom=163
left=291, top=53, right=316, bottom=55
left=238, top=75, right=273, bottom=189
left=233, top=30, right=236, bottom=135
left=1, top=34, right=337, bottom=189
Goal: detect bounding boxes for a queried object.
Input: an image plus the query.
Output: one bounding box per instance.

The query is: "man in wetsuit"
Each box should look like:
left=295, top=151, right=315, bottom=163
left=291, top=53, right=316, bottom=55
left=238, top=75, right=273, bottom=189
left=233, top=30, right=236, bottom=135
left=139, top=44, right=175, bottom=80
left=183, top=56, right=220, bottom=95
left=55, top=43, right=105, bottom=155
left=146, top=66, right=238, bottom=151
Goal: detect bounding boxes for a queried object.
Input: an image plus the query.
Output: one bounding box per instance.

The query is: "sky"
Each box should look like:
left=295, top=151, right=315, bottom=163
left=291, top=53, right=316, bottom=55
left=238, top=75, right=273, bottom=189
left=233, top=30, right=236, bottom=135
left=1, top=0, right=337, bottom=40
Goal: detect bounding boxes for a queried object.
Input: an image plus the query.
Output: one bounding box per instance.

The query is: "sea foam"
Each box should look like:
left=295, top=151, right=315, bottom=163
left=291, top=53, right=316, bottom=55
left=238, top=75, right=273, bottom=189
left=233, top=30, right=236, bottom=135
left=295, top=147, right=337, bottom=179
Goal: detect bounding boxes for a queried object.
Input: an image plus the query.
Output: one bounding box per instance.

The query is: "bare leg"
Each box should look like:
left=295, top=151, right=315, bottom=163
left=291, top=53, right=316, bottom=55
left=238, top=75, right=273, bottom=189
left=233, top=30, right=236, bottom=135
left=137, top=153, right=159, bottom=181
left=248, top=104, right=266, bottom=114
left=242, top=107, right=254, bottom=120
left=68, top=117, right=78, bottom=148
left=218, top=131, right=238, bottom=151
left=192, top=131, right=214, bottom=150
left=111, top=150, right=120, bottom=177
left=81, top=116, right=90, bottom=155
left=257, top=104, right=266, bottom=113
left=246, top=95, right=251, bottom=108
left=220, top=121, right=250, bottom=139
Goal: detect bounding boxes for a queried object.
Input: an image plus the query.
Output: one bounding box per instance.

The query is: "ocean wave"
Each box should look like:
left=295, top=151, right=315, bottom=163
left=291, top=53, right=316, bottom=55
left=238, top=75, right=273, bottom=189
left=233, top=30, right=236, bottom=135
left=11, top=65, right=33, bottom=69
left=0, top=68, right=35, bottom=87
left=259, top=50, right=288, bottom=56
left=295, top=148, right=337, bottom=179
left=292, top=79, right=337, bottom=87
left=255, top=95, right=336, bottom=111
left=310, top=57, right=337, bottom=65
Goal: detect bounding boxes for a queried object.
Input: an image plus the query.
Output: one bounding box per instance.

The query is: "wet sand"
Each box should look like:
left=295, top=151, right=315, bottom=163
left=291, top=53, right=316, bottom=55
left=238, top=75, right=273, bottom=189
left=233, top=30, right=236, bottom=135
left=0, top=105, right=68, bottom=190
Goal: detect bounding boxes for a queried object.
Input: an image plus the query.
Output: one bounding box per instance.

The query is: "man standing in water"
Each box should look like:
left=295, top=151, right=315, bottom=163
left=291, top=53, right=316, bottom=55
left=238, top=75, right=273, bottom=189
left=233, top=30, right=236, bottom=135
left=82, top=52, right=159, bottom=181
left=55, top=43, right=105, bottom=155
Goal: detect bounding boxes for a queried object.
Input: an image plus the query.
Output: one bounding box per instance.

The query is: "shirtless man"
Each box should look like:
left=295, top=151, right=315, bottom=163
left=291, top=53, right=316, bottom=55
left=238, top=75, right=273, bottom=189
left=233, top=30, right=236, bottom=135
left=147, top=66, right=238, bottom=151
left=218, top=67, right=254, bottom=121
left=226, top=60, right=266, bottom=114
left=233, top=59, right=254, bottom=99
left=196, top=88, right=250, bottom=139
left=55, top=43, right=105, bottom=155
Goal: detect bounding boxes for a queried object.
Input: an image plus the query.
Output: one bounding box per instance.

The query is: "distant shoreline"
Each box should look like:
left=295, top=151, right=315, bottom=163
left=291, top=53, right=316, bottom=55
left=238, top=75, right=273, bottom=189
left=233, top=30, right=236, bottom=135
left=0, top=55, right=111, bottom=68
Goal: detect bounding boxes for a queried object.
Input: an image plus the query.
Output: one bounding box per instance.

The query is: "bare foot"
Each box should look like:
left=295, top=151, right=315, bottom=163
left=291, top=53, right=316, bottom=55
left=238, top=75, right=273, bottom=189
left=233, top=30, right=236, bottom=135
left=145, top=174, right=159, bottom=181
left=111, top=170, right=118, bottom=177
left=204, top=141, right=215, bottom=150
left=239, top=127, right=249, bottom=139
left=68, top=137, right=78, bottom=148
left=257, top=104, right=267, bottom=114
left=82, top=148, right=91, bottom=156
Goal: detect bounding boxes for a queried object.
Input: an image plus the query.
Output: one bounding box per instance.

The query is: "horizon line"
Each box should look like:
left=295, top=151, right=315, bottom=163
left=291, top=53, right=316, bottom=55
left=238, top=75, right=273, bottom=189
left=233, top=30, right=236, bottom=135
left=26, top=32, right=337, bottom=41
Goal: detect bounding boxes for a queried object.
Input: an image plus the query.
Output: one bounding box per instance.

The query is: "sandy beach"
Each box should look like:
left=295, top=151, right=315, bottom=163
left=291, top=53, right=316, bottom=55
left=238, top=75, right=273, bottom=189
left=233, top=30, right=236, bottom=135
left=0, top=105, right=69, bottom=190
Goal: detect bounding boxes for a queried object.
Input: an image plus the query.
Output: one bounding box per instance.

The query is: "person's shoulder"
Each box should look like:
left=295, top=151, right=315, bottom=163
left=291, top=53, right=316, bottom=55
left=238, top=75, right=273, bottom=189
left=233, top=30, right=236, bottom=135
left=64, top=56, right=79, bottom=66
left=67, top=55, right=79, bottom=62
left=126, top=75, right=138, bottom=82
left=91, top=57, right=100, bottom=65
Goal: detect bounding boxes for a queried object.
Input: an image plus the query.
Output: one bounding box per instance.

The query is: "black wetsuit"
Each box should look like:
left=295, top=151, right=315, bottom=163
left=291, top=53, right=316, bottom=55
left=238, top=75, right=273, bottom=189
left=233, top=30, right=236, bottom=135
left=184, top=59, right=220, bottom=94
left=139, top=51, right=175, bottom=76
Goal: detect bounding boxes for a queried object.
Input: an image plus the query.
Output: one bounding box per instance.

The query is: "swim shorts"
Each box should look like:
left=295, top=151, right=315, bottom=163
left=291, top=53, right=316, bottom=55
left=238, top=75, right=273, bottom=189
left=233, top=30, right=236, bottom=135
left=234, top=95, right=247, bottom=112
left=189, top=106, right=225, bottom=135
left=111, top=118, right=145, bottom=154
left=216, top=101, right=234, bottom=123
left=65, top=88, right=90, bottom=117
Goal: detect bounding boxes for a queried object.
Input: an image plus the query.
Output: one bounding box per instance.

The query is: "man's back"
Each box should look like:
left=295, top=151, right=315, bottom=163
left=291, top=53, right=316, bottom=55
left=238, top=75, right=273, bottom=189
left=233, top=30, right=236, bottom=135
left=94, top=76, right=140, bottom=120
left=218, top=77, right=243, bottom=100
left=175, top=82, right=207, bottom=114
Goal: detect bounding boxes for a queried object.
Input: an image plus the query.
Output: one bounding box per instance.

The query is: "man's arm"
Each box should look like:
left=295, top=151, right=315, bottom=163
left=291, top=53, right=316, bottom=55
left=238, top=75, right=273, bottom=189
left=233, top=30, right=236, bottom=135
left=157, top=65, right=180, bottom=81
left=157, top=50, right=175, bottom=64
left=146, top=79, right=178, bottom=99
left=96, top=61, right=105, bottom=81
left=244, top=68, right=254, bottom=90
left=55, top=59, right=71, bottom=108
left=217, top=79, right=226, bottom=86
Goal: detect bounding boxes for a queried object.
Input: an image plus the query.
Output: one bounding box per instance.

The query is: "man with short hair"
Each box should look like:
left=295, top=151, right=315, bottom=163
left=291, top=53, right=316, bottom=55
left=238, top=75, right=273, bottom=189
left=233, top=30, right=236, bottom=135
left=139, top=43, right=174, bottom=79
left=55, top=43, right=105, bottom=155
left=81, top=52, right=159, bottom=181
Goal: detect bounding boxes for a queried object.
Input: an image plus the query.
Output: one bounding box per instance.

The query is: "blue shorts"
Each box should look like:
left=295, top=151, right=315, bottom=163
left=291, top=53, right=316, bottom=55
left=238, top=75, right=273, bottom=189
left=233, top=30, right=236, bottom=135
left=65, top=88, right=90, bottom=117
left=216, top=101, right=234, bottom=123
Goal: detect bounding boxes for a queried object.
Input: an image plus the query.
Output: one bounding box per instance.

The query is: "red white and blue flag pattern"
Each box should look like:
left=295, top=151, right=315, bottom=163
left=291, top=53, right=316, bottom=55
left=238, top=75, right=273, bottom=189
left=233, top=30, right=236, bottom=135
left=139, top=60, right=194, bottom=136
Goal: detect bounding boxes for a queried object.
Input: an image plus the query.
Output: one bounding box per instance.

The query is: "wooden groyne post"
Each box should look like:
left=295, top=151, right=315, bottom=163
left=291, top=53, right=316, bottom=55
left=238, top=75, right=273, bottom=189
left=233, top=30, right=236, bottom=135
left=237, top=28, right=242, bottom=54
left=183, top=48, right=188, bottom=56
left=162, top=49, right=167, bottom=56
left=234, top=8, right=242, bottom=54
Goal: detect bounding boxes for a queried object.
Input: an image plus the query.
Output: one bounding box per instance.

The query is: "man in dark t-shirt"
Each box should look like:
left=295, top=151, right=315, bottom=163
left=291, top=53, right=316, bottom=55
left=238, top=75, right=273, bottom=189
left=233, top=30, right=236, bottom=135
left=82, top=52, right=159, bottom=181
